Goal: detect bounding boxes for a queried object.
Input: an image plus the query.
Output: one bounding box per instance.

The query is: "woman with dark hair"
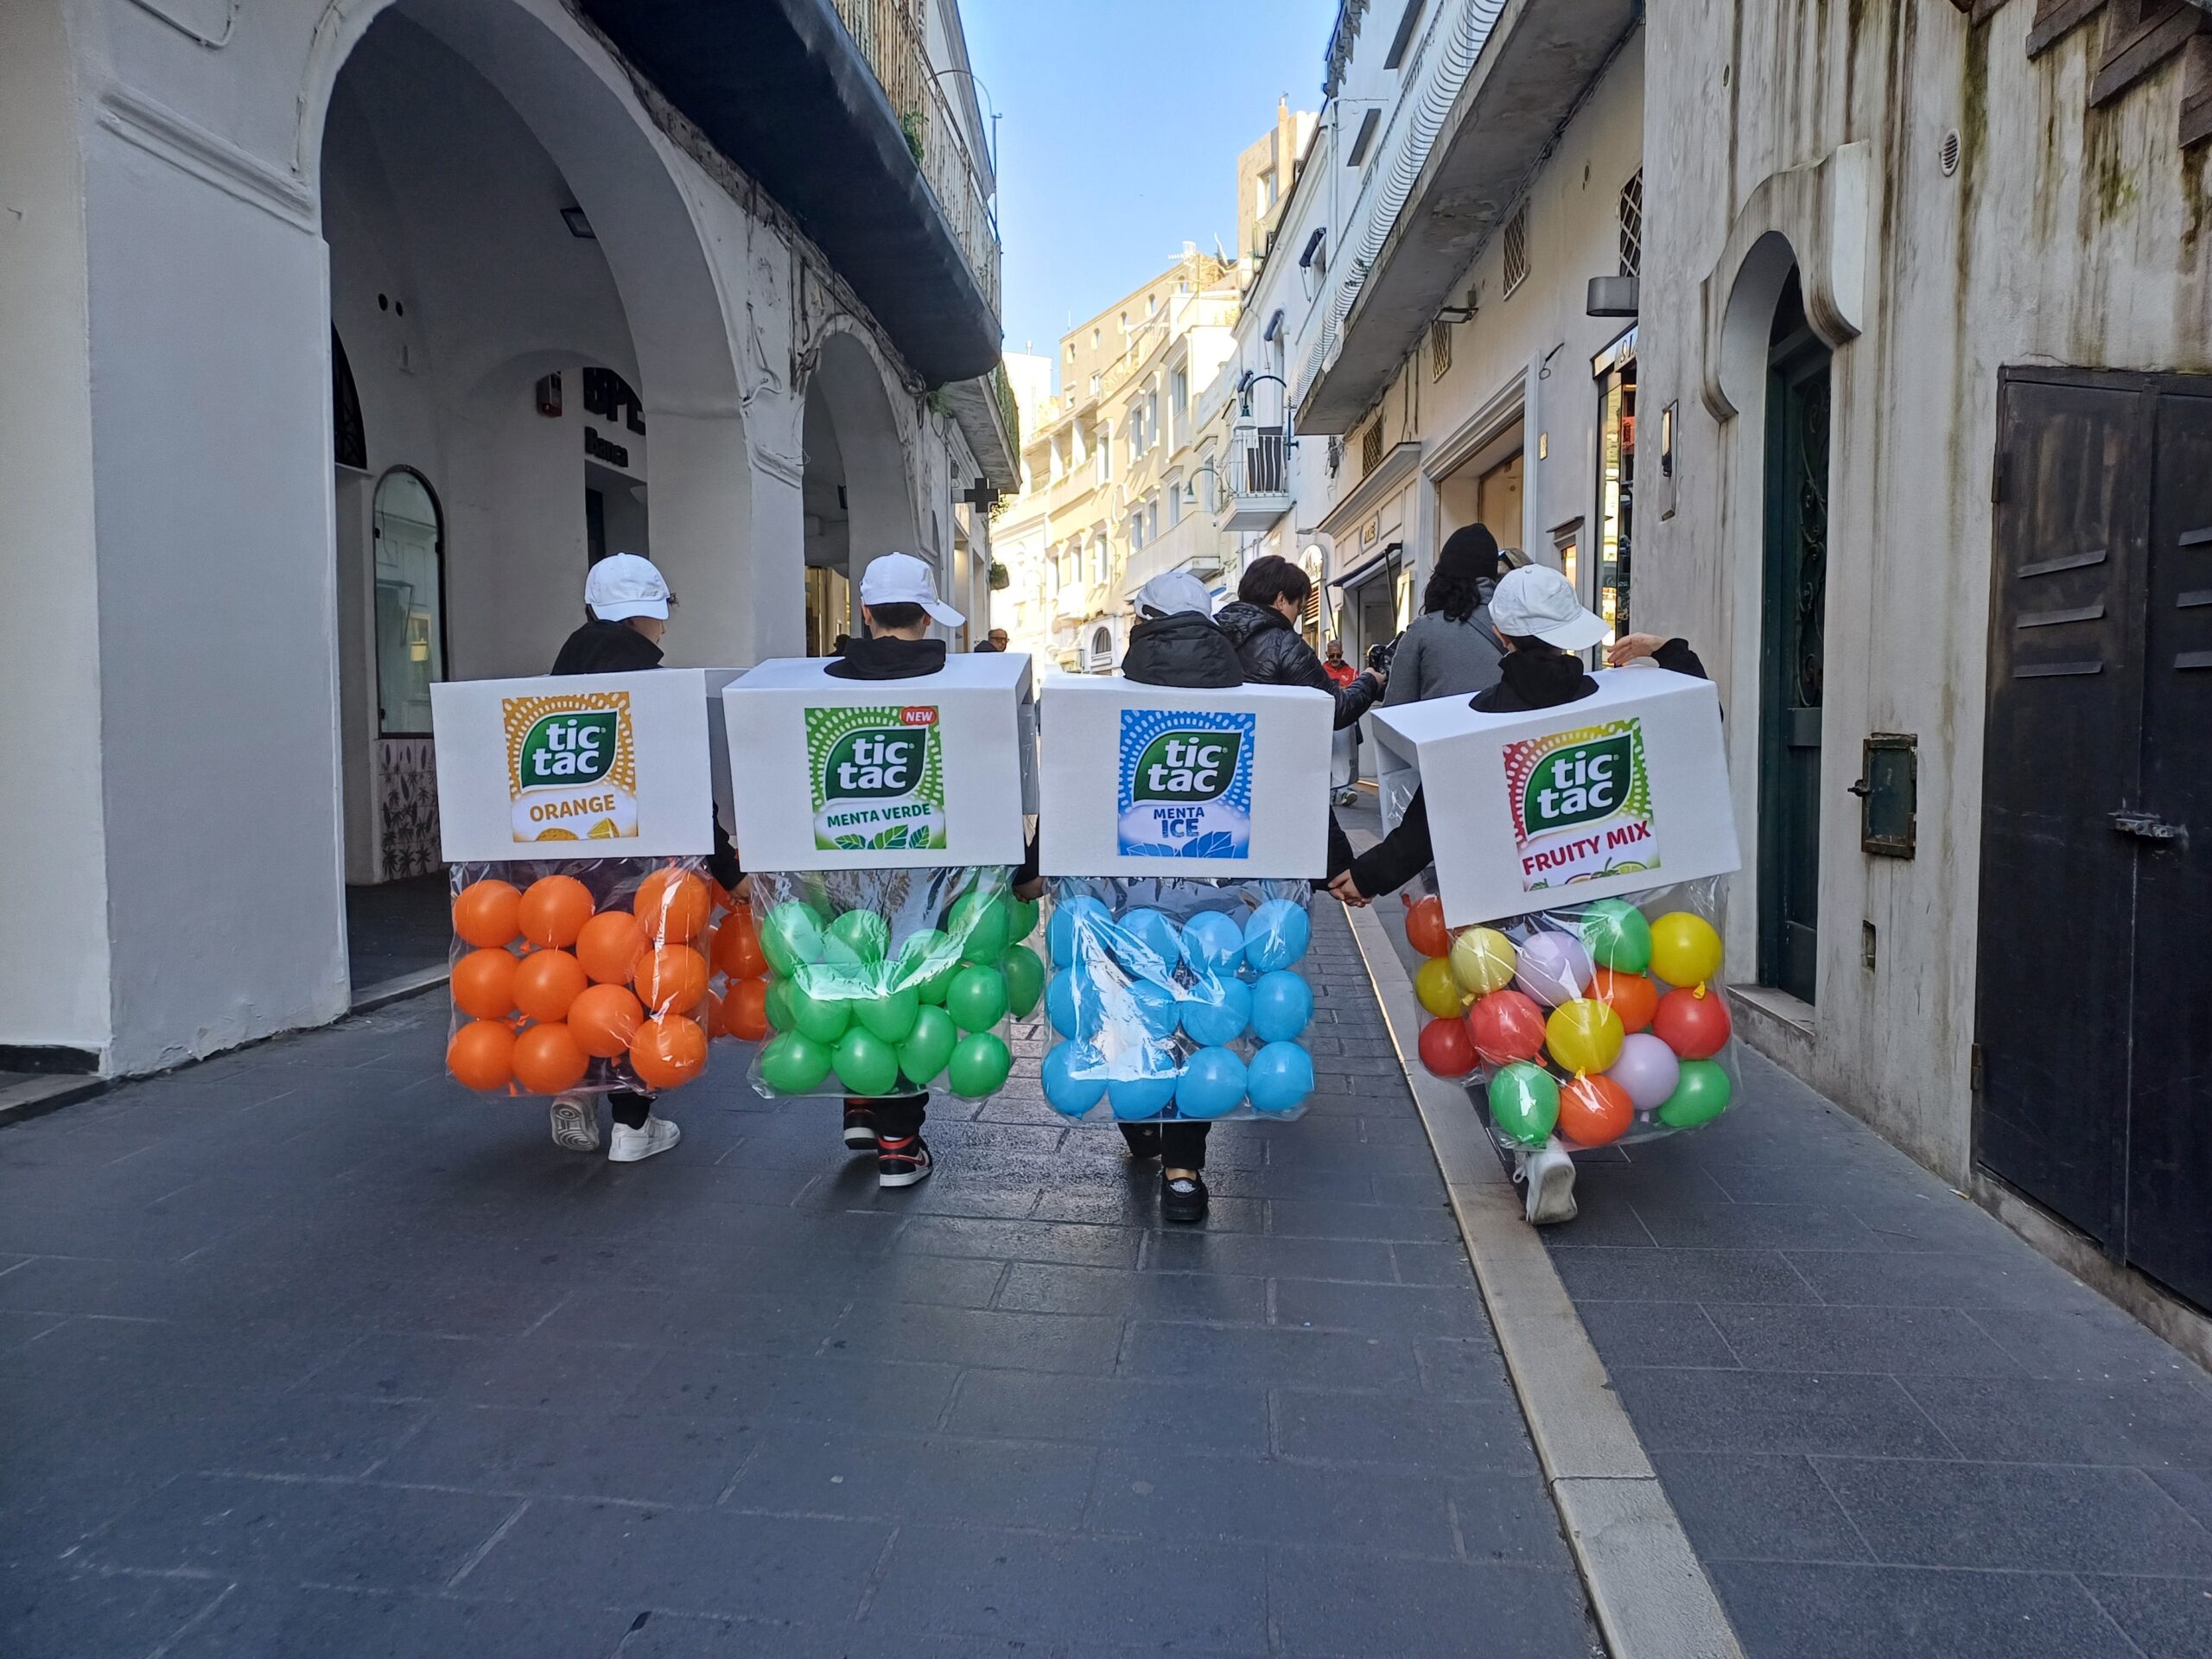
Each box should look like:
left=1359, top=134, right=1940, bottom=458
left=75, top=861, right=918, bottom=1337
left=1382, top=524, right=1526, bottom=708
left=1215, top=554, right=1383, bottom=876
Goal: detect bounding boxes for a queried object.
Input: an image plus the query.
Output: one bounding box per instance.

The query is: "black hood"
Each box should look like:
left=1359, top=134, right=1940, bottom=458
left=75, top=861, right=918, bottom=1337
left=1474, top=645, right=1599, bottom=712
left=1122, top=610, right=1243, bottom=689
left=1212, top=600, right=1288, bottom=652
left=824, top=633, right=949, bottom=681
left=551, top=619, right=664, bottom=676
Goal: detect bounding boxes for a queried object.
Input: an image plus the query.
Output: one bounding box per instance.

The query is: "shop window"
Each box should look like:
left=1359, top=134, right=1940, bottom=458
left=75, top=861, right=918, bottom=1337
left=1596, top=344, right=1637, bottom=644
left=372, top=468, right=444, bottom=736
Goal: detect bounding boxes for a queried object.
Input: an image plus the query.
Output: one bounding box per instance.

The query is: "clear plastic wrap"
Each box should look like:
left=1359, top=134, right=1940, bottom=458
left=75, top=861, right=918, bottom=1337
left=1039, top=875, right=1319, bottom=1123
left=446, top=857, right=717, bottom=1097
left=1403, top=876, right=1741, bottom=1152
left=744, top=867, right=1034, bottom=1103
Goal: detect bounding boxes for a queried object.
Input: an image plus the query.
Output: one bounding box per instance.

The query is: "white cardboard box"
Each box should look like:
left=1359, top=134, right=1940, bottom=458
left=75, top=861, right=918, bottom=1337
left=721, top=652, right=1033, bottom=871
left=1368, top=667, right=1739, bottom=926
left=1037, top=674, right=1334, bottom=878
left=431, top=670, right=715, bottom=863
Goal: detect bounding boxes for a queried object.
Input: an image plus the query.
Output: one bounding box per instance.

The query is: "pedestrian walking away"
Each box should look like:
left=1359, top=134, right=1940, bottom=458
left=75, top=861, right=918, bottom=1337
left=1322, top=637, right=1363, bottom=805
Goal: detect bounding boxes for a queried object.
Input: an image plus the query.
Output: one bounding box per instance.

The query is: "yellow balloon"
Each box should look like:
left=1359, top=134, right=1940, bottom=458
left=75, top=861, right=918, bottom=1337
left=1449, top=927, right=1517, bottom=995
left=1415, top=956, right=1466, bottom=1019
left=1546, top=998, right=1625, bottom=1074
left=1649, top=912, right=1724, bottom=988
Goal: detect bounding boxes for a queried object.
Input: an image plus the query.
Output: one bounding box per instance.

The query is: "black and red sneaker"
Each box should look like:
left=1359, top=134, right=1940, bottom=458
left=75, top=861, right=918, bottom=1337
left=876, top=1133, right=933, bottom=1188
left=842, top=1102, right=878, bottom=1152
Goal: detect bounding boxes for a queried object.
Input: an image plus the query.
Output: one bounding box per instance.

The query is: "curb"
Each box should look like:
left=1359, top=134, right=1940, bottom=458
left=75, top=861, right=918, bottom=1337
left=351, top=964, right=450, bottom=1013
left=1344, top=899, right=1746, bottom=1659
left=0, top=1072, right=107, bottom=1131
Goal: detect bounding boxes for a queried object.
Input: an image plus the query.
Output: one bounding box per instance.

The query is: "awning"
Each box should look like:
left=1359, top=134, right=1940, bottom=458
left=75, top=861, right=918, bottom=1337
left=1331, top=541, right=1404, bottom=590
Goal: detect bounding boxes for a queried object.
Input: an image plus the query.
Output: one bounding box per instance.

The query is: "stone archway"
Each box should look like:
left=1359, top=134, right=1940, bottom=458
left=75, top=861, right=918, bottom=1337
left=803, top=328, right=923, bottom=634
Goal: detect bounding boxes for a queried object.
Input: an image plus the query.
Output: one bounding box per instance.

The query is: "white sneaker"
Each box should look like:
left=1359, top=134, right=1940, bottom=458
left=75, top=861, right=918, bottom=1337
left=1518, top=1141, right=1579, bottom=1225
left=608, top=1116, right=682, bottom=1163
left=549, top=1093, right=600, bottom=1153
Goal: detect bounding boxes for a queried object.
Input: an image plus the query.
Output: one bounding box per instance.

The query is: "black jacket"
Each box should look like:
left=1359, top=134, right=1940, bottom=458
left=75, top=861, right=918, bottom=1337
left=1349, top=639, right=1708, bottom=899
left=1121, top=611, right=1243, bottom=689
left=550, top=618, right=741, bottom=888
left=1214, top=601, right=1381, bottom=731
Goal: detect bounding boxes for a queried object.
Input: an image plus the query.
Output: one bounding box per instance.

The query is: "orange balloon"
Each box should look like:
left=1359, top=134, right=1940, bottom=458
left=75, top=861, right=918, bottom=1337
left=575, top=910, right=648, bottom=985
left=713, top=907, right=769, bottom=980
left=1587, top=968, right=1662, bottom=1034
left=447, top=1019, right=516, bottom=1090
left=634, top=944, right=709, bottom=1014
left=453, top=879, right=522, bottom=950
left=1406, top=894, right=1451, bottom=958
left=451, top=947, right=519, bottom=1021
left=518, top=875, right=594, bottom=949
left=631, top=1014, right=708, bottom=1090
left=513, top=1021, right=589, bottom=1095
left=1558, top=1073, right=1635, bottom=1147
left=634, top=868, right=711, bottom=945
left=722, top=976, right=770, bottom=1041
left=569, top=982, right=645, bottom=1058
left=514, top=949, right=588, bottom=1023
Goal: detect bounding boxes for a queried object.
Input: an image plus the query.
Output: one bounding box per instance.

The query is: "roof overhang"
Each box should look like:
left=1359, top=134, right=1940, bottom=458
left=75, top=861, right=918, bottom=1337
left=579, top=0, right=1001, bottom=387
left=1298, top=0, right=1639, bottom=432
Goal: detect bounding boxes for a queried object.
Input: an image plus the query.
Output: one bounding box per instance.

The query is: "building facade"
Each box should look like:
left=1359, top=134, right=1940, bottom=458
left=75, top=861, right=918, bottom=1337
left=1, top=0, right=1014, bottom=1076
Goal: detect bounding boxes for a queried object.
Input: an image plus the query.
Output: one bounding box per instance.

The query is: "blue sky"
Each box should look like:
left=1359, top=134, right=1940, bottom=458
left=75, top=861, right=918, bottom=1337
left=962, top=0, right=1341, bottom=382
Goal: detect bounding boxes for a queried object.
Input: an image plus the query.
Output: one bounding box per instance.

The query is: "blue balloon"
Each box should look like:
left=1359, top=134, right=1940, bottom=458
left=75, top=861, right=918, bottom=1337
left=1243, top=899, right=1312, bottom=973
left=1176, top=1046, right=1249, bottom=1121
left=1179, top=976, right=1253, bottom=1046
left=1126, top=977, right=1183, bottom=1039
left=1179, top=911, right=1245, bottom=977
left=1045, top=970, right=1101, bottom=1040
left=1108, top=1071, right=1179, bottom=1122
left=1246, top=1041, right=1314, bottom=1116
left=1041, top=1040, right=1108, bottom=1117
left=1114, top=907, right=1181, bottom=973
left=1249, top=969, right=1315, bottom=1044
left=1047, top=894, right=1112, bottom=969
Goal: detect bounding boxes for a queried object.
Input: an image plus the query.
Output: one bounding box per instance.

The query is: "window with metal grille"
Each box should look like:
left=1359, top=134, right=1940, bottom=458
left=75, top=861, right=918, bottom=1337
left=1361, top=421, right=1384, bottom=474
left=1429, top=319, right=1452, bottom=381
left=1326, top=436, right=1343, bottom=477
left=1501, top=201, right=1530, bottom=298
left=1618, top=169, right=1643, bottom=278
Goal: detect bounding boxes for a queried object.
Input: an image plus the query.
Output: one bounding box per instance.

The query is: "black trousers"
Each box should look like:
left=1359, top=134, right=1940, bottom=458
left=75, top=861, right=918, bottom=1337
left=1120, top=1121, right=1210, bottom=1169
left=607, top=1090, right=653, bottom=1130
left=868, top=1093, right=928, bottom=1139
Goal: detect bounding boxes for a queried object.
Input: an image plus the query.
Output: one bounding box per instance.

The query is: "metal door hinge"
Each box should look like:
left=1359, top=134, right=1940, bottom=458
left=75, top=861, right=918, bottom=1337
left=2110, top=810, right=2188, bottom=845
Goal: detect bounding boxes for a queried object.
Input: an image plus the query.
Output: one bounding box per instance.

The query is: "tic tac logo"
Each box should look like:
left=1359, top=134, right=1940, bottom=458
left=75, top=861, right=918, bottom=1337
left=501, top=690, right=637, bottom=843
left=1129, top=729, right=1244, bottom=804
left=518, top=710, right=618, bottom=786
left=1519, top=731, right=1635, bottom=835
left=823, top=728, right=928, bottom=799
left=1502, top=718, right=1658, bottom=889
left=805, top=704, right=949, bottom=851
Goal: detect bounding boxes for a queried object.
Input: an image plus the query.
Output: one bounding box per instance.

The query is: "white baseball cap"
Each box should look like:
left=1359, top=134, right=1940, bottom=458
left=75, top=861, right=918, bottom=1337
left=1489, top=564, right=1608, bottom=651
left=861, top=551, right=964, bottom=629
left=1135, top=571, right=1214, bottom=619
left=585, top=552, right=671, bottom=621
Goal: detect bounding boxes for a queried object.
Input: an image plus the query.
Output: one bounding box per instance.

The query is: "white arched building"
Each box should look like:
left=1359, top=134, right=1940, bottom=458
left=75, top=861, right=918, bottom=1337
left=1, top=0, right=1015, bottom=1077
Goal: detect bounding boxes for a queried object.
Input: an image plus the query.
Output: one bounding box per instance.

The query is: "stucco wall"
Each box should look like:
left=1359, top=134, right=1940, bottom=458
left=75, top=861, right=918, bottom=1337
left=1636, top=0, right=2212, bottom=1179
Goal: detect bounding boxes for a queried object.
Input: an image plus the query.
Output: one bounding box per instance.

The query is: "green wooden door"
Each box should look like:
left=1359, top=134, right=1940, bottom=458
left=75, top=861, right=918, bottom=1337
left=1758, top=271, right=1830, bottom=1004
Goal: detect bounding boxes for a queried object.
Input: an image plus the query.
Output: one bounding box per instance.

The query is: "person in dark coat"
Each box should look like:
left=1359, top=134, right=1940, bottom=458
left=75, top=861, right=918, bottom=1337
left=1213, top=555, right=1382, bottom=879
left=1113, top=572, right=1245, bottom=1221
left=545, top=553, right=742, bottom=1164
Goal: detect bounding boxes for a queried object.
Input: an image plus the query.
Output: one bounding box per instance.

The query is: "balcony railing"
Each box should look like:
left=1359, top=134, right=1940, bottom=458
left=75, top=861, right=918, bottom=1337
left=1217, top=420, right=1293, bottom=532
left=830, top=0, right=1001, bottom=313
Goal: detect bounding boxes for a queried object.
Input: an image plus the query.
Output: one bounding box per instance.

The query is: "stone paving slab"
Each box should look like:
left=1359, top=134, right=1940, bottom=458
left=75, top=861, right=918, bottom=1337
left=0, top=905, right=1601, bottom=1658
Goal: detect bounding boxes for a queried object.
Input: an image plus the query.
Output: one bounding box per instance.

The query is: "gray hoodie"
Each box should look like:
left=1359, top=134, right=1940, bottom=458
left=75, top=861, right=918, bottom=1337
left=1381, top=578, right=1506, bottom=706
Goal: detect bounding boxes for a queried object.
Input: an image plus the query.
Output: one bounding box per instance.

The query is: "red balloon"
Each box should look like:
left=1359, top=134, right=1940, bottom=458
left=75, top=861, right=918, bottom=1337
left=1406, top=894, right=1451, bottom=958
left=1465, top=988, right=1548, bottom=1067
left=1558, top=1073, right=1635, bottom=1147
left=1652, top=986, right=1733, bottom=1059
left=1418, top=1015, right=1477, bottom=1078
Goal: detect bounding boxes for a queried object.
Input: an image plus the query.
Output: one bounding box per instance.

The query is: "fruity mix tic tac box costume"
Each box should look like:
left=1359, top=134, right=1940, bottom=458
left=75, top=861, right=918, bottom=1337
left=1034, top=676, right=1334, bottom=1122
left=431, top=671, right=728, bottom=1099
left=1370, top=668, right=1747, bottom=1154
left=721, top=653, right=1039, bottom=1103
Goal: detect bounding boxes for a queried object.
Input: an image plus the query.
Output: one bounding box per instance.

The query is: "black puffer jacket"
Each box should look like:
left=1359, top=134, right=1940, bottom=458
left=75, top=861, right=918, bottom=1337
left=1215, top=601, right=1381, bottom=731
left=1121, top=610, right=1243, bottom=689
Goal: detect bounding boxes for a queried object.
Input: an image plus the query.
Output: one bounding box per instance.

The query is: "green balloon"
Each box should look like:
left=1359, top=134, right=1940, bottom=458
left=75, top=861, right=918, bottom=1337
left=899, top=1005, right=957, bottom=1085
left=1000, top=944, right=1046, bottom=1019
left=945, top=964, right=1009, bottom=1033
left=762, top=976, right=796, bottom=1034
left=760, top=1031, right=832, bottom=1094
left=892, top=928, right=961, bottom=1003
left=825, top=907, right=891, bottom=966
left=834, top=1027, right=901, bottom=1096
left=1580, top=899, right=1653, bottom=975
left=949, top=892, right=1014, bottom=965
left=762, top=902, right=825, bottom=977
left=1008, top=896, right=1040, bottom=944
left=788, top=982, right=852, bottom=1046
left=1488, top=1062, right=1560, bottom=1148
left=947, top=1031, right=1012, bottom=1100
left=1657, top=1058, right=1734, bottom=1128
left=855, top=985, right=921, bottom=1044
